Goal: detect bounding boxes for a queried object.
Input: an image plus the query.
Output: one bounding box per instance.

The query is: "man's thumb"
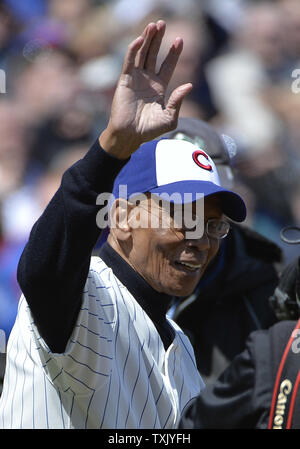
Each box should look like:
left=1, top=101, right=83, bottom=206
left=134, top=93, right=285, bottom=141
left=166, top=83, right=193, bottom=119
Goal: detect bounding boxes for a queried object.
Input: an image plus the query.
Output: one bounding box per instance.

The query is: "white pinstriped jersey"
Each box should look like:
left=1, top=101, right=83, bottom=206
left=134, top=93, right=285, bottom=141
left=0, top=256, right=204, bottom=429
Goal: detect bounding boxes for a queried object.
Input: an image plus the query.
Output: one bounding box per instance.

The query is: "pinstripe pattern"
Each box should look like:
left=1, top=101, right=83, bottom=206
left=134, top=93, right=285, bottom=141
left=0, top=256, right=204, bottom=429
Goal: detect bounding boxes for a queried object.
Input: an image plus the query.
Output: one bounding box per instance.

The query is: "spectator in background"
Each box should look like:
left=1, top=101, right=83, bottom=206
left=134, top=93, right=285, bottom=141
left=266, top=85, right=300, bottom=250
left=280, top=0, right=300, bottom=66
left=0, top=144, right=89, bottom=397
left=206, top=2, right=286, bottom=153
left=0, top=2, right=19, bottom=67
left=0, top=202, right=6, bottom=397
left=155, top=14, right=207, bottom=115
left=205, top=1, right=300, bottom=263
left=0, top=142, right=86, bottom=401
left=0, top=231, right=21, bottom=344
left=7, top=0, right=93, bottom=52
left=2, top=0, right=47, bottom=25
left=291, top=182, right=300, bottom=228
left=2, top=144, right=89, bottom=244
left=48, top=0, right=92, bottom=31
left=0, top=101, right=29, bottom=197
left=0, top=198, right=20, bottom=342
left=10, top=49, right=80, bottom=130
left=69, top=2, right=126, bottom=63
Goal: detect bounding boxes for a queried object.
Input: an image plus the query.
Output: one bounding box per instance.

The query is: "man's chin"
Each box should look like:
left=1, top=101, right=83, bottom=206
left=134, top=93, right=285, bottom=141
left=147, top=269, right=202, bottom=297
left=163, top=280, right=200, bottom=298
left=167, top=271, right=204, bottom=297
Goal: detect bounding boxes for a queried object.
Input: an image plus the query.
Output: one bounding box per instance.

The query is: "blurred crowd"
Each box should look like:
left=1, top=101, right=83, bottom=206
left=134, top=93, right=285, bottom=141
left=0, top=0, right=299, bottom=341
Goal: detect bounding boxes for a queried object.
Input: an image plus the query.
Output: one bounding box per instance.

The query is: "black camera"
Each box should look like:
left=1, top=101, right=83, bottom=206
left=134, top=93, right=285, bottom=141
left=269, top=226, right=300, bottom=320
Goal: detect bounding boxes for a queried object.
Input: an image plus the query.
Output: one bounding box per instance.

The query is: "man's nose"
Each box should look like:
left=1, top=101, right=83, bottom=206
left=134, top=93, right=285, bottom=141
left=184, top=231, right=211, bottom=251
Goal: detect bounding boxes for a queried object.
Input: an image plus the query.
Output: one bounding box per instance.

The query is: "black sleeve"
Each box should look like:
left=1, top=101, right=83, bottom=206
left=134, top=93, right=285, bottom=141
left=180, top=329, right=272, bottom=429
left=17, top=139, right=129, bottom=353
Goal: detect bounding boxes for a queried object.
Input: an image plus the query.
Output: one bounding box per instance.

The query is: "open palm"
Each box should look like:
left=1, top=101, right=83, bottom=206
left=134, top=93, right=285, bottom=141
left=105, top=21, right=193, bottom=156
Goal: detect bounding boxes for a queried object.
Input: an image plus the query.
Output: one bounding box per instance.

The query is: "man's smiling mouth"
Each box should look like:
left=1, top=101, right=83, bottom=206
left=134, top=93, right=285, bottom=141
left=174, top=261, right=203, bottom=272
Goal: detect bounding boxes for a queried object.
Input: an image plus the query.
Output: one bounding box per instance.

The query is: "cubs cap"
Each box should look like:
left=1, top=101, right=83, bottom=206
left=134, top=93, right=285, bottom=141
left=112, top=138, right=246, bottom=222
left=163, top=117, right=237, bottom=189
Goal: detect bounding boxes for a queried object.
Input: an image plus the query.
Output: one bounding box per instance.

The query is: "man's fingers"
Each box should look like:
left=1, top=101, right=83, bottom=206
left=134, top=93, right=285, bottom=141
left=122, top=35, right=145, bottom=74
left=157, top=38, right=183, bottom=86
left=135, top=23, right=157, bottom=69
left=166, top=83, right=193, bottom=121
left=122, top=23, right=185, bottom=83
left=144, top=20, right=166, bottom=71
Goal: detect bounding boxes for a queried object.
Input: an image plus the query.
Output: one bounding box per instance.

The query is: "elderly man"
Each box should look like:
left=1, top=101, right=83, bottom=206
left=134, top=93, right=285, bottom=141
left=0, top=21, right=245, bottom=429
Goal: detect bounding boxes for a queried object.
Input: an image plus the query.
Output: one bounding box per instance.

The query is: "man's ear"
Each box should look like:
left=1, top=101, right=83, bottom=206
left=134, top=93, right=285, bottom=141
left=109, top=198, right=134, bottom=240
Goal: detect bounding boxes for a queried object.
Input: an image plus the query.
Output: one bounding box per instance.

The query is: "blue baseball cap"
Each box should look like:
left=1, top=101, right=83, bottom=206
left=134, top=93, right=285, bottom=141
left=111, top=138, right=246, bottom=222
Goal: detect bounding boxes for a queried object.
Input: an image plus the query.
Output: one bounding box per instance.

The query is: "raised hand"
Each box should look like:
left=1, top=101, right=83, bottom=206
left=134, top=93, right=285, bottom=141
left=99, top=21, right=193, bottom=159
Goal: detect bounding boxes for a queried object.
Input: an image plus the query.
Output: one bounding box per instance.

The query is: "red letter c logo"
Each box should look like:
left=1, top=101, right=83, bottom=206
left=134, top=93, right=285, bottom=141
left=192, top=150, right=212, bottom=171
